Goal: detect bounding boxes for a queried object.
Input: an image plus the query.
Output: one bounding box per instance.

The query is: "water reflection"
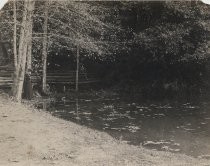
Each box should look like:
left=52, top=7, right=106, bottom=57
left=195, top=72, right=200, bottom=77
left=36, top=96, right=210, bottom=158
left=75, top=97, right=80, bottom=121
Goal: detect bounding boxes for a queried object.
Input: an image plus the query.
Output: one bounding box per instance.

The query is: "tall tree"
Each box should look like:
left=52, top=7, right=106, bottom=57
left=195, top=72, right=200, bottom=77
left=76, top=45, right=80, bottom=92
left=13, top=0, right=35, bottom=102
left=13, top=0, right=17, bottom=69
left=42, top=0, right=49, bottom=93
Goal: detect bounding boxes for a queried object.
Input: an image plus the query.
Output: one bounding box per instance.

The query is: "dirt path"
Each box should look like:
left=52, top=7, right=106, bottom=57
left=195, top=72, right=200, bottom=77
left=0, top=93, right=209, bottom=166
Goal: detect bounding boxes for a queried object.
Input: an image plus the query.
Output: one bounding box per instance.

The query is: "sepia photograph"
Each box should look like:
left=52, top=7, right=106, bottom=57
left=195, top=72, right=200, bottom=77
left=0, top=0, right=210, bottom=165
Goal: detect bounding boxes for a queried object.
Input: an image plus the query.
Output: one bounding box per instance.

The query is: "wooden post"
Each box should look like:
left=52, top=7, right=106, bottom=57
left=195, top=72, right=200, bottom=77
left=75, top=45, right=80, bottom=92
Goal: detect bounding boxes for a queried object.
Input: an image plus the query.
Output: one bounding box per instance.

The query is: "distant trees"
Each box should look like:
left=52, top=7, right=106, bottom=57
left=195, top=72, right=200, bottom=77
left=93, top=1, right=210, bottom=97
left=0, top=1, right=209, bottom=100
left=0, top=0, right=119, bottom=101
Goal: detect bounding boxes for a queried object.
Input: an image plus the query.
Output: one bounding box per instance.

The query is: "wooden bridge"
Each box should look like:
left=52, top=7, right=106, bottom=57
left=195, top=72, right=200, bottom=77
left=0, top=66, right=100, bottom=88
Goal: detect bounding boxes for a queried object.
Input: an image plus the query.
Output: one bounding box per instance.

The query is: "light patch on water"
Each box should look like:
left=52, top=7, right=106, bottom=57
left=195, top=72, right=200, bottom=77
left=110, top=127, right=125, bottom=131
left=106, top=117, right=118, bottom=121
left=86, top=118, right=93, bottom=121
left=143, top=140, right=171, bottom=145
left=41, top=96, right=210, bottom=157
left=127, top=126, right=141, bottom=133
left=103, top=123, right=110, bottom=126
left=153, top=113, right=165, bottom=117
left=136, top=106, right=149, bottom=109
left=104, top=105, right=114, bottom=109
left=127, top=116, right=136, bottom=120
left=198, top=155, right=210, bottom=159
left=81, top=112, right=92, bottom=115
left=184, top=105, right=200, bottom=109
left=162, top=146, right=180, bottom=152
left=183, top=128, right=196, bottom=131
left=84, top=99, right=92, bottom=102
left=200, top=122, right=207, bottom=125
left=155, top=105, right=172, bottom=109
left=173, top=143, right=180, bottom=146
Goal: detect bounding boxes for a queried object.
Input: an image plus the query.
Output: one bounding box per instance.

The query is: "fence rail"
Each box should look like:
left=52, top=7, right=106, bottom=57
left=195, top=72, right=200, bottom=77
left=0, top=68, right=100, bottom=88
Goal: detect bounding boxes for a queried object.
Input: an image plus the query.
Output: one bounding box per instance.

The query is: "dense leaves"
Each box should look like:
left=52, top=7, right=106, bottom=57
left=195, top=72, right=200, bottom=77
left=0, top=1, right=210, bottom=98
left=90, top=1, right=210, bottom=98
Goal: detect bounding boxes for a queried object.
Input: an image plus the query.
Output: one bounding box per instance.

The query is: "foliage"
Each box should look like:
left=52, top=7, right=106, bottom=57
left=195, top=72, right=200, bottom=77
left=0, top=1, right=210, bottom=98
left=92, top=1, right=210, bottom=98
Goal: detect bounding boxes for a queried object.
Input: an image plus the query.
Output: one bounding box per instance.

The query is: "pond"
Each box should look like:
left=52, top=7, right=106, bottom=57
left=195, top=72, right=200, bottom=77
left=36, top=93, right=210, bottom=158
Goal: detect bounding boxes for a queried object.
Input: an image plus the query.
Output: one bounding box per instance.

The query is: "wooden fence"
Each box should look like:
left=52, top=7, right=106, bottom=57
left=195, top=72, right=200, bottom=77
left=0, top=67, right=100, bottom=88
left=0, top=65, right=13, bottom=87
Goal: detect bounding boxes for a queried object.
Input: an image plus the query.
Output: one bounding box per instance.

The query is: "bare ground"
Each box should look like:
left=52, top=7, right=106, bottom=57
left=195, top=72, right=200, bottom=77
left=0, top=93, right=210, bottom=166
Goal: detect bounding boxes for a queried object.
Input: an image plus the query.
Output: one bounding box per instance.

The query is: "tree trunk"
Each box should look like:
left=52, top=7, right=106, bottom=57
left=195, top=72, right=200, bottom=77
left=13, top=0, right=28, bottom=100
left=12, top=0, right=17, bottom=96
left=42, top=0, right=49, bottom=93
left=13, top=0, right=35, bottom=102
left=76, top=45, right=80, bottom=92
left=26, top=15, right=33, bottom=72
left=13, top=0, right=17, bottom=69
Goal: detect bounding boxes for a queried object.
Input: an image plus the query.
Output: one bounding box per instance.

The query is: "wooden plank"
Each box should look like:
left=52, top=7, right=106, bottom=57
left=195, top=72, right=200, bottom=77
left=47, top=80, right=100, bottom=84
left=0, top=80, right=13, bottom=83
left=0, top=77, right=12, bottom=80
left=46, top=77, right=96, bottom=80
left=0, top=79, right=13, bottom=82
left=0, top=82, right=13, bottom=86
left=46, top=75, right=97, bottom=78
left=47, top=76, right=76, bottom=78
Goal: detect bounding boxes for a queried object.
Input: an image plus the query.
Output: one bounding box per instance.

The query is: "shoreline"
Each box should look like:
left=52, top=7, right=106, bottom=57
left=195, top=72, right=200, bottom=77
left=0, top=93, right=209, bottom=166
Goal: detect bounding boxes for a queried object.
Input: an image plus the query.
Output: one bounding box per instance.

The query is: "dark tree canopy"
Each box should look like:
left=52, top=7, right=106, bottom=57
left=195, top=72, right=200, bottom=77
left=0, top=1, right=210, bottom=99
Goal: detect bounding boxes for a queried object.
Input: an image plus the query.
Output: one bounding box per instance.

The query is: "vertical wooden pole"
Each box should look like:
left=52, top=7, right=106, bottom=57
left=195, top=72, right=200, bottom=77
left=75, top=45, right=80, bottom=92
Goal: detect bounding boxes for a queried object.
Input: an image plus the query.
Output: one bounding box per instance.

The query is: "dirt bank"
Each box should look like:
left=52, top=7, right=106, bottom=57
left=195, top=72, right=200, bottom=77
left=0, top=93, right=209, bottom=166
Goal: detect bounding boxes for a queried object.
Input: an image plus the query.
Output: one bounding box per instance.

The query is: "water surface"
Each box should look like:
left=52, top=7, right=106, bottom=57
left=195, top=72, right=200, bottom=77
left=36, top=94, right=210, bottom=158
